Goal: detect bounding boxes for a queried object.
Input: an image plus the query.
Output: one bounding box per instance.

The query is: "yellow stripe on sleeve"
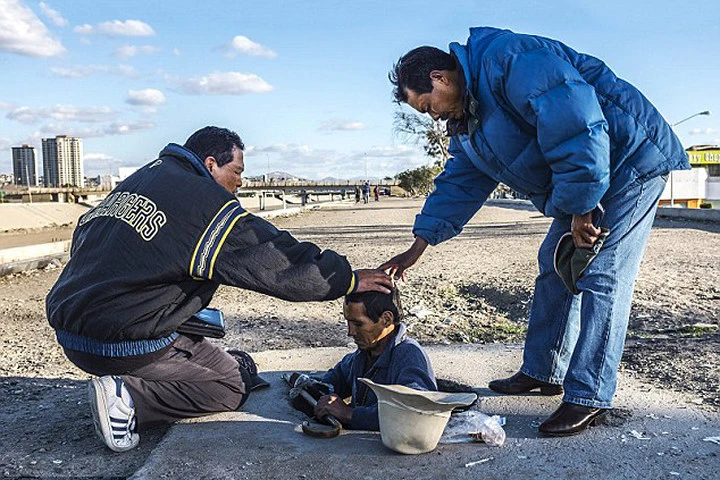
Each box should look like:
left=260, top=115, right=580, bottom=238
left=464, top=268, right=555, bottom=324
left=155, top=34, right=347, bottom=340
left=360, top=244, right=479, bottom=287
left=189, top=200, right=237, bottom=277
left=207, top=211, right=249, bottom=280
left=345, top=271, right=357, bottom=295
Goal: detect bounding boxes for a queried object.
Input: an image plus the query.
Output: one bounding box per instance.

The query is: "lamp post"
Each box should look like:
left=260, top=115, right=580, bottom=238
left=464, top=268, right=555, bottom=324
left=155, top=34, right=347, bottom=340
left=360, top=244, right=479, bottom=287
left=671, top=110, right=711, bottom=128
left=669, top=110, right=711, bottom=206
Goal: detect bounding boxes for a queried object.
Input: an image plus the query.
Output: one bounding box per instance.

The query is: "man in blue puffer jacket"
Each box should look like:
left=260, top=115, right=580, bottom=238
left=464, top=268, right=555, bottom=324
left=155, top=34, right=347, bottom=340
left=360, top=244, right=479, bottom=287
left=382, top=27, right=690, bottom=436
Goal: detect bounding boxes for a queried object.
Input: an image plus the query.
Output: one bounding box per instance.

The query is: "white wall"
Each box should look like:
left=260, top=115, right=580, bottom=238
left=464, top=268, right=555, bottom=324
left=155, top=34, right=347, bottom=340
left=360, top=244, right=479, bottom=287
left=707, top=178, right=720, bottom=200
left=660, top=167, right=709, bottom=200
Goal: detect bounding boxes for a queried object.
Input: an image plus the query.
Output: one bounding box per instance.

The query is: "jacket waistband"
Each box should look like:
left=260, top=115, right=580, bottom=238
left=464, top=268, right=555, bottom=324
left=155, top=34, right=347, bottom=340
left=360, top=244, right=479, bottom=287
left=55, top=330, right=179, bottom=357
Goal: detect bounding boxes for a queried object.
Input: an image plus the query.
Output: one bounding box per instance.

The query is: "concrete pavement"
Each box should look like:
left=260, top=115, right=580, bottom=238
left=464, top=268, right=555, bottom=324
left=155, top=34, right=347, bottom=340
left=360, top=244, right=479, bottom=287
left=130, top=344, right=719, bottom=479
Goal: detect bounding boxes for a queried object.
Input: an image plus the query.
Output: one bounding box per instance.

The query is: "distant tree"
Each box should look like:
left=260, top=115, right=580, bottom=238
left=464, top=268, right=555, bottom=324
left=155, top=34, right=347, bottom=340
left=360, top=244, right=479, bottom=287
left=396, top=164, right=442, bottom=196
left=393, top=109, right=450, bottom=166
left=392, top=108, right=449, bottom=196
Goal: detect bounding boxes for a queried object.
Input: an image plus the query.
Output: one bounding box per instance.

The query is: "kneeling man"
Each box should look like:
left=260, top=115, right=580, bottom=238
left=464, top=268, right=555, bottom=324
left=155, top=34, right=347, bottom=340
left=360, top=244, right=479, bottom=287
left=314, top=289, right=436, bottom=431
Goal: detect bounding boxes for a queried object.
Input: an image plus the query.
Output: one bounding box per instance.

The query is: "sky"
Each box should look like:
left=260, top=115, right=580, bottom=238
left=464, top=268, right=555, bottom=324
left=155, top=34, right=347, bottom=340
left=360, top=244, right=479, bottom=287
left=0, top=0, right=719, bottom=180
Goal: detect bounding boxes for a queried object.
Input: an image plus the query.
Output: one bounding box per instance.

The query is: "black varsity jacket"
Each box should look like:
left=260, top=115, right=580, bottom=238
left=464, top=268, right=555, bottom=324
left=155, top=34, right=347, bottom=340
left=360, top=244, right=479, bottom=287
left=46, top=144, right=355, bottom=356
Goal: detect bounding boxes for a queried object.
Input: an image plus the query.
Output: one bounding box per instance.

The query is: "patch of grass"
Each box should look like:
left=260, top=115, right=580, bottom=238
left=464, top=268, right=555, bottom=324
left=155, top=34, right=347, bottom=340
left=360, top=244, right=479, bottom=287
left=461, top=319, right=527, bottom=343
left=435, top=283, right=459, bottom=300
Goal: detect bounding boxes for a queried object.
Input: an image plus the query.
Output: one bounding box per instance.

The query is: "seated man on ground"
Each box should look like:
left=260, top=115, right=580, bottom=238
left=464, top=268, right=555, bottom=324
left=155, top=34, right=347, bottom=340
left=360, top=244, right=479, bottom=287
left=311, top=288, right=437, bottom=431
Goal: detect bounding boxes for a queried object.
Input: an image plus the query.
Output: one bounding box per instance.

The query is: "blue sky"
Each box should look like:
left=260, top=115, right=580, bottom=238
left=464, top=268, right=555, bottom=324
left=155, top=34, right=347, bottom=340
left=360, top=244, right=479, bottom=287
left=1, top=0, right=718, bottom=180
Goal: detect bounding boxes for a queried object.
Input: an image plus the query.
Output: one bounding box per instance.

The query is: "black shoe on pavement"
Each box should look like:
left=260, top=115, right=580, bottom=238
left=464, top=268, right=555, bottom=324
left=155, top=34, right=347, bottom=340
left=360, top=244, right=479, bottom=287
left=488, top=371, right=563, bottom=395
left=539, top=402, right=608, bottom=436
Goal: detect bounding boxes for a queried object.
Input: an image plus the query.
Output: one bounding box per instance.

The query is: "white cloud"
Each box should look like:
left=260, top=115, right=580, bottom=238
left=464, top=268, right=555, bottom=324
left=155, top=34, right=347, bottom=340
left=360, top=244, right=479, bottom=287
left=50, top=64, right=137, bottom=78
left=172, top=47, right=181, bottom=56
left=38, top=2, right=67, bottom=27
left=103, top=120, right=156, bottom=135
left=319, top=120, right=365, bottom=132
left=254, top=144, right=313, bottom=154
left=114, top=44, right=160, bottom=58
left=38, top=119, right=156, bottom=139
left=0, top=0, right=65, bottom=57
left=364, top=145, right=417, bottom=157
left=73, top=19, right=155, bottom=37
left=7, top=104, right=116, bottom=124
left=179, top=72, right=273, bottom=95
left=0, top=101, right=14, bottom=110
left=688, top=127, right=719, bottom=136
left=73, top=24, right=93, bottom=34
left=39, top=123, right=105, bottom=138
left=126, top=89, right=166, bottom=106
left=225, top=36, right=277, bottom=58
left=84, top=152, right=115, bottom=162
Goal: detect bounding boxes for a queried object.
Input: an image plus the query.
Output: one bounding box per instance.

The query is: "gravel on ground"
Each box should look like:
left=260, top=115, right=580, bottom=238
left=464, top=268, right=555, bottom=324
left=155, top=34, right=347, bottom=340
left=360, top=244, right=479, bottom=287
left=0, top=197, right=717, bottom=478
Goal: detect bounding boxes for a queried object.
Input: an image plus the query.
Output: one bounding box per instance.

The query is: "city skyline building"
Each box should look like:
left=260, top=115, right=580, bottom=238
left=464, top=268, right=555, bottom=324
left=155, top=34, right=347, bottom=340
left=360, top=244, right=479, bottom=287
left=11, top=145, right=38, bottom=187
left=41, top=136, right=84, bottom=187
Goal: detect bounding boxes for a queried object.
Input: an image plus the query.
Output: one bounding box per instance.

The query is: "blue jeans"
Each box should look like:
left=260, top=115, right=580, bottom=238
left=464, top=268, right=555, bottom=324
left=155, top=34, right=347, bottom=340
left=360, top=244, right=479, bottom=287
left=521, top=175, right=667, bottom=408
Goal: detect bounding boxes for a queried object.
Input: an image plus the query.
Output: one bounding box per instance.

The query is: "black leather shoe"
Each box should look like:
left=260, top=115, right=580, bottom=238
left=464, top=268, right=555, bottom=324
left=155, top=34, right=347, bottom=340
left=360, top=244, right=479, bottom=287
left=539, top=402, right=608, bottom=436
left=488, top=371, right=563, bottom=395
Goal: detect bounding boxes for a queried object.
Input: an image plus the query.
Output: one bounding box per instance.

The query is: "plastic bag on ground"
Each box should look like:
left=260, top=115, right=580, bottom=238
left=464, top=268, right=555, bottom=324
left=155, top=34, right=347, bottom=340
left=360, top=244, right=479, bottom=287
left=439, top=410, right=506, bottom=447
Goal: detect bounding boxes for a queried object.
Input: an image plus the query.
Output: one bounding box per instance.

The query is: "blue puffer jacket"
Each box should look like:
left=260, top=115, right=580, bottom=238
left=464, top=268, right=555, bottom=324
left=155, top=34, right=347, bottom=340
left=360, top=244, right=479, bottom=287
left=414, top=27, right=690, bottom=245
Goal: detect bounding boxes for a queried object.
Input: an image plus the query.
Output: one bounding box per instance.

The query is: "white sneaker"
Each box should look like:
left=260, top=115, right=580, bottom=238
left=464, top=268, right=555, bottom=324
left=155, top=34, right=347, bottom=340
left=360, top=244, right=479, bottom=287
left=88, top=376, right=140, bottom=452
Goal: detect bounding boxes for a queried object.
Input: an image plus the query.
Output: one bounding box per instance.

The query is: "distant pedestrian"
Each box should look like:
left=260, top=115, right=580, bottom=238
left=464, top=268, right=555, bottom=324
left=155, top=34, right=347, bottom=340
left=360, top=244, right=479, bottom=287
left=362, top=181, right=371, bottom=204
left=374, top=185, right=380, bottom=202
left=354, top=186, right=361, bottom=203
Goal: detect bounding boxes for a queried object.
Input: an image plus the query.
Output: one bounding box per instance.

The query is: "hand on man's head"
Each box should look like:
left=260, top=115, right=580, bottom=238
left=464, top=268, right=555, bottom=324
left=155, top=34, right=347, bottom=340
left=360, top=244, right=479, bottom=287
left=354, top=269, right=393, bottom=294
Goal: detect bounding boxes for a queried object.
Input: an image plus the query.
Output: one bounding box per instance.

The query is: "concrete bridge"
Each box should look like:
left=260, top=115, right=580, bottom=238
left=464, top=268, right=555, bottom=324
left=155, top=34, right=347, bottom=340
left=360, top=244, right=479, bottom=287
left=1, top=181, right=399, bottom=208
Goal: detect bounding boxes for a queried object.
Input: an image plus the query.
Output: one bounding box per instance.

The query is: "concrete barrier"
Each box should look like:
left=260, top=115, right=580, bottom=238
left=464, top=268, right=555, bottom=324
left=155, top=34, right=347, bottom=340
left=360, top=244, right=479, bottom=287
left=656, top=206, right=720, bottom=222
left=0, top=241, right=71, bottom=276
left=487, top=199, right=720, bottom=223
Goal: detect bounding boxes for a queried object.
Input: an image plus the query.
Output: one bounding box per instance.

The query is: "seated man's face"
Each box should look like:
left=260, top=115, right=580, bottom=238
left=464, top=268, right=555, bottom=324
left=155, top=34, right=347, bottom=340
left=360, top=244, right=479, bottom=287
left=343, top=302, right=395, bottom=352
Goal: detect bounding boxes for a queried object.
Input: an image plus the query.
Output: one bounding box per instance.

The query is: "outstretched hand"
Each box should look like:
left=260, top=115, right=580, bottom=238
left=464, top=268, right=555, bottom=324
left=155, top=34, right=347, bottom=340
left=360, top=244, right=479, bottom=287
left=379, top=237, right=429, bottom=281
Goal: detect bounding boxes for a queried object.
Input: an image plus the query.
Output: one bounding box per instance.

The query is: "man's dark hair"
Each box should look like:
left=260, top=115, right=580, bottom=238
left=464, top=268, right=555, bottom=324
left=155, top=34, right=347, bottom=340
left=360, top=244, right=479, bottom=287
left=389, top=46, right=456, bottom=103
left=184, top=126, right=245, bottom=167
left=345, top=288, right=404, bottom=324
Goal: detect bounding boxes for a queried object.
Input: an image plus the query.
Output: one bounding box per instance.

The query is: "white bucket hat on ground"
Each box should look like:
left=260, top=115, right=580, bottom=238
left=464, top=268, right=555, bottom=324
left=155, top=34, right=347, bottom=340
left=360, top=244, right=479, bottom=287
left=359, top=378, right=477, bottom=454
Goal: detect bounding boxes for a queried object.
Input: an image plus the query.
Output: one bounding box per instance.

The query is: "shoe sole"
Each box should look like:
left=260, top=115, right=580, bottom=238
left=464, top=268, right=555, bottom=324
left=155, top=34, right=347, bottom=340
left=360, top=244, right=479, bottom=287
left=88, top=379, right=134, bottom=453
left=539, top=411, right=608, bottom=437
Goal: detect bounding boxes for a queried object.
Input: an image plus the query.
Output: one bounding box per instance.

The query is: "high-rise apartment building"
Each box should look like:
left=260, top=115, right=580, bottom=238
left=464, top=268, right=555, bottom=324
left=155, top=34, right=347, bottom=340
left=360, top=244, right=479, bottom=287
left=42, top=136, right=84, bottom=187
left=12, top=145, right=39, bottom=186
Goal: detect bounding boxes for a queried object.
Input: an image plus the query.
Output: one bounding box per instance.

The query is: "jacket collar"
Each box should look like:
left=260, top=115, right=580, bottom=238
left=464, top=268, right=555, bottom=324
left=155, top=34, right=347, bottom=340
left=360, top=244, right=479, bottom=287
left=159, top=143, right=213, bottom=179
left=447, top=27, right=509, bottom=137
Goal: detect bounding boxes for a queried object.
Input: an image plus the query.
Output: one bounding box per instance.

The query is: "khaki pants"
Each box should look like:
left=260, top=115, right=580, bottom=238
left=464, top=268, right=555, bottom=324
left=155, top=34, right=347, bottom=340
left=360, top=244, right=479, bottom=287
left=65, top=334, right=248, bottom=428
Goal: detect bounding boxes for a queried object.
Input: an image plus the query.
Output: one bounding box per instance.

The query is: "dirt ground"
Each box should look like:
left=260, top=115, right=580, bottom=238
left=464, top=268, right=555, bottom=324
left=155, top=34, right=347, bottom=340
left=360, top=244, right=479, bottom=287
left=0, top=197, right=718, bottom=478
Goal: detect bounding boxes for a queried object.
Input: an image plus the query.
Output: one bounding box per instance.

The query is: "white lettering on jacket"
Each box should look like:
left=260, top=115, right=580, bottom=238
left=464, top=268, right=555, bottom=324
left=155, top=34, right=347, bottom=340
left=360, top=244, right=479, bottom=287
left=79, top=191, right=167, bottom=241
